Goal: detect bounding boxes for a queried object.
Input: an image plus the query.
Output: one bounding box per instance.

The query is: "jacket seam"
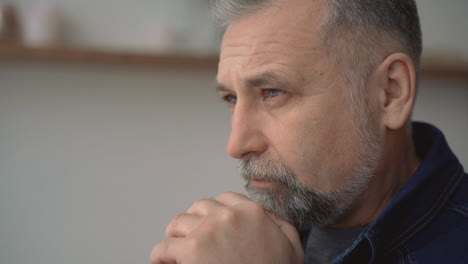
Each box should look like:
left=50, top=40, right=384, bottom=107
left=386, top=165, right=464, bottom=253
left=401, top=244, right=415, bottom=264
left=448, top=204, right=468, bottom=218
left=396, top=248, right=405, bottom=264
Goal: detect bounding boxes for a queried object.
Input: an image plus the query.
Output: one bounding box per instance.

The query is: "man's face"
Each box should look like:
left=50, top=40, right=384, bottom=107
left=216, top=0, right=382, bottom=228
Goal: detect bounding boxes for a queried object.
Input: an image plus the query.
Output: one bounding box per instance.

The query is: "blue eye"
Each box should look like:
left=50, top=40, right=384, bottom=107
left=265, top=89, right=285, bottom=98
left=224, top=95, right=238, bottom=104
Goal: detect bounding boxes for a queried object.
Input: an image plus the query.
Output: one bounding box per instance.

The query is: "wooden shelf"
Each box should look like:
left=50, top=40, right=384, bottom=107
left=420, top=55, right=468, bottom=80
left=1, top=44, right=468, bottom=79
left=0, top=44, right=219, bottom=69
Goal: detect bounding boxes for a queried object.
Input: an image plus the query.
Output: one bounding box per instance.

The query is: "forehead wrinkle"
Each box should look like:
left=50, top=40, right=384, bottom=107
left=218, top=47, right=320, bottom=93
left=222, top=23, right=319, bottom=58
left=218, top=0, right=329, bottom=94
left=249, top=33, right=319, bottom=54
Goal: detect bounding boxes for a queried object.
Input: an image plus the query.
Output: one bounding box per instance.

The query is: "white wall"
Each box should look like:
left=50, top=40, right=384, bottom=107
left=414, top=79, right=468, bottom=165
left=0, top=1, right=467, bottom=264
left=0, top=62, right=243, bottom=263
left=1, top=63, right=466, bottom=264
left=418, top=0, right=468, bottom=58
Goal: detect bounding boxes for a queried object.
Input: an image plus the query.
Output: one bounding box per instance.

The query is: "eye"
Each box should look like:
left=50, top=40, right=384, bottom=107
left=263, top=89, right=285, bottom=99
left=223, top=94, right=238, bottom=105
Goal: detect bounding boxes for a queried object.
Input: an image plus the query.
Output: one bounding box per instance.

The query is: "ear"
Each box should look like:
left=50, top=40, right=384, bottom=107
left=377, top=53, right=417, bottom=130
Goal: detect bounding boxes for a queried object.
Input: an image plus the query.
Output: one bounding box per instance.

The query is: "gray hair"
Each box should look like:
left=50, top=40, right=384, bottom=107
left=210, top=0, right=422, bottom=93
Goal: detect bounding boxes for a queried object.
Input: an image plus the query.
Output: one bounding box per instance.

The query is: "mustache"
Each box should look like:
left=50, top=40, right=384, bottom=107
left=240, top=154, right=297, bottom=184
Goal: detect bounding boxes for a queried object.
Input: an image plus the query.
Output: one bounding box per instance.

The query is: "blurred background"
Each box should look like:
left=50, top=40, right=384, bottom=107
left=0, top=0, right=467, bottom=263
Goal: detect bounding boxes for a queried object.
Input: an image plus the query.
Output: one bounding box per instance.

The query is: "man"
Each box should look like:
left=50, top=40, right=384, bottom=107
left=151, top=0, right=468, bottom=263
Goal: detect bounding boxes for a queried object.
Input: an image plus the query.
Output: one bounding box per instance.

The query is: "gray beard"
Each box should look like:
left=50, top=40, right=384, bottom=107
left=241, top=142, right=380, bottom=230
left=241, top=86, right=382, bottom=230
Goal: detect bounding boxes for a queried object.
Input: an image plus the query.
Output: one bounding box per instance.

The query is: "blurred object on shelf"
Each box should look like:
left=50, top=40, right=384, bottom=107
left=21, top=2, right=65, bottom=48
left=0, top=4, right=20, bottom=45
left=185, top=0, right=218, bottom=55
left=141, top=19, right=179, bottom=54
left=1, top=1, right=220, bottom=55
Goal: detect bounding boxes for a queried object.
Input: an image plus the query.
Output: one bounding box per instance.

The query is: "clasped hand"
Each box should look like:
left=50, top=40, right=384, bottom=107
left=150, top=192, right=304, bottom=264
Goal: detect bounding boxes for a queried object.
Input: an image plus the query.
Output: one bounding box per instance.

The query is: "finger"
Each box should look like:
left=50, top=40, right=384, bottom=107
left=214, top=191, right=250, bottom=206
left=187, top=198, right=224, bottom=216
left=150, top=237, right=183, bottom=264
left=165, top=213, right=201, bottom=238
left=267, top=212, right=303, bottom=253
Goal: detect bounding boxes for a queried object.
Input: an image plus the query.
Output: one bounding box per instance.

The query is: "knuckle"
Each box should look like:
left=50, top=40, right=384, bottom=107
left=216, top=191, right=244, bottom=201
left=234, top=201, right=267, bottom=223
left=165, top=213, right=184, bottom=237
left=247, top=202, right=265, bottom=217
left=218, top=207, right=238, bottom=224
left=216, top=191, right=235, bottom=200
left=190, top=199, right=206, bottom=211
left=149, top=241, right=165, bottom=263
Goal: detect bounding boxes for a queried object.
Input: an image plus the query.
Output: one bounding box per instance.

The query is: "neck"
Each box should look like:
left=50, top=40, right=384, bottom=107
left=331, top=125, right=421, bottom=229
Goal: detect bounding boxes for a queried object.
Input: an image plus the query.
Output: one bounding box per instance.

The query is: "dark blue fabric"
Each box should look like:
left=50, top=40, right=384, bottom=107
left=302, top=122, right=468, bottom=264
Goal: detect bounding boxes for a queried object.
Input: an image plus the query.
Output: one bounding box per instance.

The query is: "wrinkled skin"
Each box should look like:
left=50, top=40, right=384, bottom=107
left=150, top=0, right=420, bottom=261
left=150, top=192, right=304, bottom=264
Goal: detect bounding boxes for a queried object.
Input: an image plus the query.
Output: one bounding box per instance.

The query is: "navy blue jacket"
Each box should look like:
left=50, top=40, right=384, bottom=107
left=303, top=122, right=468, bottom=263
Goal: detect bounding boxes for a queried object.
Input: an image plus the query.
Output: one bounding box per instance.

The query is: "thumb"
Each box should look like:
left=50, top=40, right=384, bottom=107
left=267, top=213, right=304, bottom=254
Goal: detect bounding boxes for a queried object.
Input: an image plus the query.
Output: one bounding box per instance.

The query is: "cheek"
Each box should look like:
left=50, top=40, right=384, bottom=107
left=267, top=97, right=363, bottom=190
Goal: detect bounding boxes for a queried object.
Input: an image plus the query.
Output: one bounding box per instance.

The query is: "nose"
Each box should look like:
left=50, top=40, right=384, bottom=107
left=227, top=104, right=268, bottom=160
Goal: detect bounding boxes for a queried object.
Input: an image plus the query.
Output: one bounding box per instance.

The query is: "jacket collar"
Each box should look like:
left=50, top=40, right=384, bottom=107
left=336, top=122, right=465, bottom=262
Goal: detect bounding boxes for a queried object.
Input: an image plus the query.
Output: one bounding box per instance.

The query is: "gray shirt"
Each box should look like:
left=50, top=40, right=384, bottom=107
left=304, top=226, right=365, bottom=264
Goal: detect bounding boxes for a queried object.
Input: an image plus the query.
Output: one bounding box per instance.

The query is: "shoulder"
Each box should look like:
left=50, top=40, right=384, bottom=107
left=402, top=173, right=468, bottom=263
left=449, top=172, right=468, bottom=217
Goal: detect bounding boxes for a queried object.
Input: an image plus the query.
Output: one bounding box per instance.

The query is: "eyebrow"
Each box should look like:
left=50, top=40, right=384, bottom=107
left=216, top=71, right=290, bottom=93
